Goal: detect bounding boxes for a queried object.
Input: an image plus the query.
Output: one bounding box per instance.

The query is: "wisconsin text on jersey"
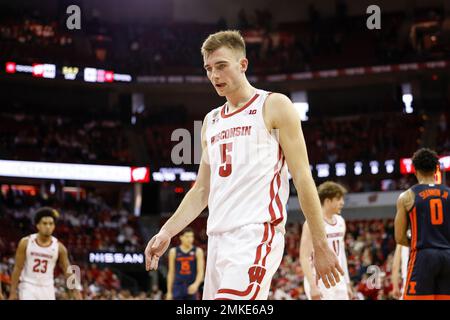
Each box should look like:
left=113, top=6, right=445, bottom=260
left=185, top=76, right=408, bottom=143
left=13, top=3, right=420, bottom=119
left=210, top=126, right=252, bottom=145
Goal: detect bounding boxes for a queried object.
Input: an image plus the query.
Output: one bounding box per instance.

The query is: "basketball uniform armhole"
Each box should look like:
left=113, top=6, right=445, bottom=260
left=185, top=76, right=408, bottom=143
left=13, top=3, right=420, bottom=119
left=406, top=204, right=416, bottom=214
left=405, top=188, right=416, bottom=213
left=204, top=107, right=221, bottom=138
left=259, top=91, right=281, bottom=145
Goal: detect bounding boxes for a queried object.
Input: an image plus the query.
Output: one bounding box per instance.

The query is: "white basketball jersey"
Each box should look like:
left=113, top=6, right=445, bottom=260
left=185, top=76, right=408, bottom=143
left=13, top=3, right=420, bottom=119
left=323, top=215, right=347, bottom=268
left=205, top=89, right=289, bottom=235
left=20, top=234, right=59, bottom=287
left=305, top=215, right=348, bottom=294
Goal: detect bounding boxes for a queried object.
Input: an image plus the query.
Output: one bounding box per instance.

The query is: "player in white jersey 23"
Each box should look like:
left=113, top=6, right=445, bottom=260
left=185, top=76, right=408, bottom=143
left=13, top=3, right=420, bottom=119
left=8, top=207, right=82, bottom=300
left=145, top=30, right=343, bottom=300
left=300, top=181, right=353, bottom=300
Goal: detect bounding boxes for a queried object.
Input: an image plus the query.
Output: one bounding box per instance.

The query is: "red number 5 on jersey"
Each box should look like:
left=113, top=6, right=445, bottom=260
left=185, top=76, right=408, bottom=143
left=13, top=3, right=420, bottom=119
left=219, top=142, right=233, bottom=177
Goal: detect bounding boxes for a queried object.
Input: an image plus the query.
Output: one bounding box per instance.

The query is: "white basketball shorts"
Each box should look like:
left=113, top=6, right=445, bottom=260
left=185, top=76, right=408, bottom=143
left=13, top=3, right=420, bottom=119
left=202, top=222, right=284, bottom=300
left=19, top=282, right=56, bottom=300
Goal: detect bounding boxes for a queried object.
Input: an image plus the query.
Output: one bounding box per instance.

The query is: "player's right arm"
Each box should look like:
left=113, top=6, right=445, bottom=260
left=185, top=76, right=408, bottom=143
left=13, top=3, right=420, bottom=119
left=265, top=93, right=343, bottom=288
left=391, top=244, right=402, bottom=299
left=395, top=191, right=412, bottom=247
left=166, top=248, right=176, bottom=300
left=8, top=237, right=28, bottom=300
left=145, top=116, right=211, bottom=271
left=299, top=221, right=322, bottom=300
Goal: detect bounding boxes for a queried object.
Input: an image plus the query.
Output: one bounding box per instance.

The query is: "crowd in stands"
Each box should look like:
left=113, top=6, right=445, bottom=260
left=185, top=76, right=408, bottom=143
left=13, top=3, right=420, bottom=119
left=158, top=217, right=400, bottom=300
left=2, top=102, right=447, bottom=193
left=1, top=1, right=449, bottom=301
left=1, top=4, right=448, bottom=75
left=144, top=111, right=425, bottom=165
left=304, top=112, right=425, bottom=164
left=0, top=188, right=154, bottom=299
left=0, top=112, right=132, bottom=165
left=0, top=205, right=431, bottom=300
left=436, top=112, right=450, bottom=155
left=269, top=219, right=397, bottom=300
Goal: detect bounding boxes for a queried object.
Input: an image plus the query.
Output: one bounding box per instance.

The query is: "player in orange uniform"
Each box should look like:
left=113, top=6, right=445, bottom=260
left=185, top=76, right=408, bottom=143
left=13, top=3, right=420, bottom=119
left=395, top=148, right=450, bottom=300
left=166, top=228, right=204, bottom=300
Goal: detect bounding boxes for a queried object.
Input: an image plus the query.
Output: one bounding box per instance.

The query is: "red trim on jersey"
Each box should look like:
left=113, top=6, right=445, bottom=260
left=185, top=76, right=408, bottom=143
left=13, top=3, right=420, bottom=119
left=249, top=286, right=261, bottom=300
left=216, top=222, right=272, bottom=299
left=268, top=174, right=278, bottom=222
left=274, top=174, right=283, bottom=216
left=220, top=93, right=259, bottom=119
left=403, top=207, right=417, bottom=300
left=269, top=146, right=285, bottom=226
left=253, top=223, right=269, bottom=264
left=217, top=284, right=255, bottom=297
left=403, top=295, right=435, bottom=300
left=410, top=207, right=417, bottom=251
left=403, top=294, right=450, bottom=300
left=35, top=237, right=53, bottom=248
left=323, top=217, right=338, bottom=226
left=262, top=224, right=276, bottom=265
left=253, top=224, right=276, bottom=299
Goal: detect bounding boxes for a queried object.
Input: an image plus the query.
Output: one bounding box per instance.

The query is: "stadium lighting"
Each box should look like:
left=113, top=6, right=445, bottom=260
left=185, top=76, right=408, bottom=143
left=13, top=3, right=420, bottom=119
left=336, top=163, right=346, bottom=176
left=384, top=160, right=395, bottom=174
left=370, top=161, right=379, bottom=174
left=293, top=102, right=309, bottom=121
left=401, top=83, right=413, bottom=114
left=316, top=164, right=330, bottom=178
left=0, top=160, right=149, bottom=183
left=291, top=91, right=309, bottom=121
left=354, top=161, right=363, bottom=175
left=402, top=94, right=413, bottom=114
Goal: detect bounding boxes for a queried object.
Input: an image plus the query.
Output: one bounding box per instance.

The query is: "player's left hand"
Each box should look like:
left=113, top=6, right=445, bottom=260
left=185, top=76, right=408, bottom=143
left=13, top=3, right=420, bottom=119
left=313, top=241, right=344, bottom=289
left=187, top=283, right=199, bottom=295
left=145, top=230, right=171, bottom=271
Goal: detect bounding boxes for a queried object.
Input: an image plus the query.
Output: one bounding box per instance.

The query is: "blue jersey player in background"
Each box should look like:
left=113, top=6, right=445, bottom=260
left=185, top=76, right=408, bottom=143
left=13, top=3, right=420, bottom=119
left=395, top=148, right=450, bottom=300
left=166, top=228, right=205, bottom=300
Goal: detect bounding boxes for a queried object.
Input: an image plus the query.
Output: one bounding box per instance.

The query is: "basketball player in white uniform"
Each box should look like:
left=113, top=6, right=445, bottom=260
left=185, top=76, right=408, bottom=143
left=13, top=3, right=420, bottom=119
left=300, top=181, right=353, bottom=300
left=391, top=243, right=410, bottom=299
left=145, top=30, right=343, bottom=300
left=9, top=207, right=82, bottom=300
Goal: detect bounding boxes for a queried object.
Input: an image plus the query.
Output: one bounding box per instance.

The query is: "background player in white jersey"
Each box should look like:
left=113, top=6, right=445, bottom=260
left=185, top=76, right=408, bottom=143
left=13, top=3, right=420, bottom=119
left=391, top=244, right=410, bottom=299
left=145, top=30, right=343, bottom=300
left=8, top=207, right=82, bottom=300
left=300, top=181, right=353, bottom=300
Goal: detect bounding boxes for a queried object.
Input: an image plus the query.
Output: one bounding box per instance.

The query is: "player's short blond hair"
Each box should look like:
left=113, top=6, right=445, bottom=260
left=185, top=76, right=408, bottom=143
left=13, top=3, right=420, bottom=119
left=317, top=181, right=347, bottom=205
left=201, top=30, right=246, bottom=58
